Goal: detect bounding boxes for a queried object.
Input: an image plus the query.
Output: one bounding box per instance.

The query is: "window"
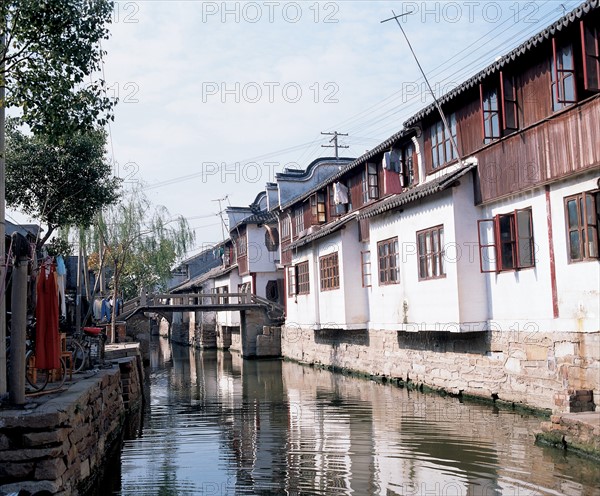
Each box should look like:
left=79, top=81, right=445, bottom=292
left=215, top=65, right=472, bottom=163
left=294, top=207, right=304, bottom=236
left=378, top=237, right=400, bottom=285
left=401, top=143, right=416, bottom=187
left=430, top=113, right=457, bottom=169
left=310, top=192, right=326, bottom=224
left=361, top=251, right=372, bottom=287
left=236, top=233, right=247, bottom=256
left=281, top=215, right=291, bottom=239
left=215, top=285, right=229, bottom=304
left=501, top=72, right=519, bottom=132
left=565, top=192, right=599, bottom=262
left=481, top=87, right=501, bottom=143
left=552, top=40, right=577, bottom=110
left=417, top=226, right=445, bottom=280
left=362, top=163, right=379, bottom=203
left=296, top=261, right=310, bottom=294
left=319, top=253, right=340, bottom=291
left=265, top=227, right=279, bottom=252
left=581, top=21, right=600, bottom=91
left=287, top=266, right=296, bottom=296
left=478, top=209, right=535, bottom=272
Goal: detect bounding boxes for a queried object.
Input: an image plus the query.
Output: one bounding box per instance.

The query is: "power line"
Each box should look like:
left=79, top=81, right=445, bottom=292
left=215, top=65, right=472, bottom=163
left=320, top=131, right=349, bottom=160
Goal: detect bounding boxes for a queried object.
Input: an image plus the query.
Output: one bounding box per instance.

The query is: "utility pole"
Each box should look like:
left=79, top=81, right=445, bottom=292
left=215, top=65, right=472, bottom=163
left=212, top=196, right=228, bottom=242
left=381, top=10, right=463, bottom=165
left=9, top=233, right=28, bottom=405
left=321, top=131, right=349, bottom=159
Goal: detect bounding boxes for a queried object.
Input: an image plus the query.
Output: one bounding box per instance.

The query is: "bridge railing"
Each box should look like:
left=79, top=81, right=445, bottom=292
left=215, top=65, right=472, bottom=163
left=122, top=292, right=285, bottom=321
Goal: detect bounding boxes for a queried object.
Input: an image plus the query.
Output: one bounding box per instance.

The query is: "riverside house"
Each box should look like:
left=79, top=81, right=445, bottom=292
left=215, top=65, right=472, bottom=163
left=272, top=1, right=600, bottom=413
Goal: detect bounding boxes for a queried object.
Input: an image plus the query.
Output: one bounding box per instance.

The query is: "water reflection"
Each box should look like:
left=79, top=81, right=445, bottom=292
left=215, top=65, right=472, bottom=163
left=111, top=339, right=600, bottom=495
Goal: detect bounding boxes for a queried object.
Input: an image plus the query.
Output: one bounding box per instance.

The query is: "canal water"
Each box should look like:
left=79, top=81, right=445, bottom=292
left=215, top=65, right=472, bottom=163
left=104, top=338, right=600, bottom=495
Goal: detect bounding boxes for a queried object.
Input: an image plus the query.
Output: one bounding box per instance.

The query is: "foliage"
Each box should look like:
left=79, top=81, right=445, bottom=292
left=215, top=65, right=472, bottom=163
left=45, top=233, right=73, bottom=258
left=87, top=185, right=195, bottom=302
left=0, top=0, right=116, bottom=138
left=5, top=121, right=121, bottom=246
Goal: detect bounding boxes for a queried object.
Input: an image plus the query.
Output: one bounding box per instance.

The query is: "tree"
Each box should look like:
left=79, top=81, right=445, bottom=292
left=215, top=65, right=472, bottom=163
left=5, top=122, right=121, bottom=247
left=0, top=0, right=116, bottom=137
left=0, top=0, right=116, bottom=395
left=87, top=186, right=195, bottom=339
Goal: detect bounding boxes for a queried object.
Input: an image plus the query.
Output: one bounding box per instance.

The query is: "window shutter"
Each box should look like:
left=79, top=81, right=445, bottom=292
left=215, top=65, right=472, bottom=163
left=478, top=219, right=498, bottom=273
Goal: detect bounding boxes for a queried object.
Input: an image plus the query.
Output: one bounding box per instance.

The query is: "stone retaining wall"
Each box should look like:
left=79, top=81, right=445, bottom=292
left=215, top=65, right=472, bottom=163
left=0, top=355, right=143, bottom=495
left=281, top=327, right=599, bottom=413
left=537, top=412, right=600, bottom=459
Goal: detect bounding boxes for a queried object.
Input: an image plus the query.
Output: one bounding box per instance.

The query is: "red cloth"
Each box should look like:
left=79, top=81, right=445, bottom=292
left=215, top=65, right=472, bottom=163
left=35, top=265, right=60, bottom=370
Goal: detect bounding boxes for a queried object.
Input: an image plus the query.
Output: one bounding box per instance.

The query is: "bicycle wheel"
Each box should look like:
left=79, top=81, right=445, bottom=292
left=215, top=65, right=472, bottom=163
left=25, top=350, right=49, bottom=391
left=68, top=339, right=87, bottom=373
left=46, top=358, right=67, bottom=390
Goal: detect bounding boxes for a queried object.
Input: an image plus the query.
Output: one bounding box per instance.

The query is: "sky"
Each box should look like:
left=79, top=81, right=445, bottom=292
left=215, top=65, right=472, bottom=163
left=8, top=0, right=581, bottom=256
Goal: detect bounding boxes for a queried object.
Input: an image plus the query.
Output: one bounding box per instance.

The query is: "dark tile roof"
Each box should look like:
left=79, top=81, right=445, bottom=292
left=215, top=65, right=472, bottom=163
left=358, top=164, right=476, bottom=219
left=231, top=210, right=277, bottom=230
left=404, top=0, right=599, bottom=127
left=171, top=264, right=238, bottom=293
left=279, top=129, right=414, bottom=211
left=286, top=215, right=357, bottom=251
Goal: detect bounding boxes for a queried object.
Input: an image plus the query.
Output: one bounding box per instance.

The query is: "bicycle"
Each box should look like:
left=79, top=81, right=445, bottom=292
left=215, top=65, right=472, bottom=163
left=67, top=326, right=107, bottom=372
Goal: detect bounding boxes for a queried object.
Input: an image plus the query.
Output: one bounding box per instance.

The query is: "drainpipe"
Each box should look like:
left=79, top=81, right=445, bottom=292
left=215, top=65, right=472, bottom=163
left=312, top=242, right=320, bottom=331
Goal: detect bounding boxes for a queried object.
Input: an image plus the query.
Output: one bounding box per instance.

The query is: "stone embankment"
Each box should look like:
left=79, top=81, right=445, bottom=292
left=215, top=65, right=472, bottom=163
left=0, top=345, right=143, bottom=495
left=536, top=411, right=600, bottom=459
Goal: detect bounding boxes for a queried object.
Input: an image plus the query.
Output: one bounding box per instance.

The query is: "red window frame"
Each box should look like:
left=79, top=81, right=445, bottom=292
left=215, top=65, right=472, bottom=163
left=551, top=38, right=577, bottom=109
left=296, top=261, right=310, bottom=295
left=281, top=215, right=291, bottom=239
left=401, top=143, right=416, bottom=187
left=500, top=71, right=519, bottom=132
left=581, top=21, right=600, bottom=92
left=377, top=237, right=400, bottom=285
left=430, top=114, right=457, bottom=169
left=417, top=225, right=446, bottom=280
left=478, top=209, right=535, bottom=273
left=319, top=252, right=340, bottom=291
left=480, top=84, right=501, bottom=143
left=294, top=207, right=304, bottom=236
left=310, top=191, right=326, bottom=225
left=564, top=191, right=600, bottom=262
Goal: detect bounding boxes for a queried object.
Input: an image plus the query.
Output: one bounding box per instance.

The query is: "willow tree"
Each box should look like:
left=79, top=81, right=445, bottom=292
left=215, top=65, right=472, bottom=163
left=88, top=186, right=195, bottom=339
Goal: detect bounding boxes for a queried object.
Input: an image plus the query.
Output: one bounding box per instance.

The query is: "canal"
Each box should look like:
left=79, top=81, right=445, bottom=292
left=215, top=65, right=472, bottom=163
left=103, top=339, right=600, bottom=495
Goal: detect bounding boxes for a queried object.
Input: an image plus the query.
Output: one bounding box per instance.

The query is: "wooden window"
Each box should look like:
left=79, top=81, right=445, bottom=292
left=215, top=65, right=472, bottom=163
left=478, top=209, right=535, bottom=273
left=401, top=143, right=416, bottom=187
left=265, top=227, right=279, bottom=252
left=319, top=252, right=340, bottom=291
left=377, top=237, right=400, bottom=285
left=552, top=40, right=577, bottom=110
left=287, top=266, right=297, bottom=296
left=565, top=192, right=599, bottom=262
left=361, top=251, right=372, bottom=288
left=501, top=72, right=519, bottom=132
left=430, top=113, right=457, bottom=169
left=581, top=21, right=600, bottom=92
left=417, top=226, right=445, bottom=280
left=215, top=285, right=229, bottom=304
left=294, top=207, right=304, bottom=236
left=281, top=215, right=291, bottom=239
left=361, top=163, right=379, bottom=204
left=310, top=191, right=326, bottom=225
left=296, top=261, right=310, bottom=295
left=358, top=218, right=370, bottom=243
left=480, top=86, right=501, bottom=143
left=236, top=233, right=247, bottom=256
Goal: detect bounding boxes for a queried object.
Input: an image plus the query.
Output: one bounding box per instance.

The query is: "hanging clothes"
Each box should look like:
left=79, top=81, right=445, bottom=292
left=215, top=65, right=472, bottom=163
left=55, top=255, right=67, bottom=319
left=333, top=182, right=349, bottom=205
left=35, top=264, right=60, bottom=370
left=93, top=298, right=103, bottom=320
left=101, top=298, right=112, bottom=322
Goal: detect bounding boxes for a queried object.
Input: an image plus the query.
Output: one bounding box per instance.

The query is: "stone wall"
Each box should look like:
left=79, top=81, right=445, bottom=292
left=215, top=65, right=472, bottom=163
left=0, top=356, right=143, bottom=495
left=281, top=327, right=600, bottom=413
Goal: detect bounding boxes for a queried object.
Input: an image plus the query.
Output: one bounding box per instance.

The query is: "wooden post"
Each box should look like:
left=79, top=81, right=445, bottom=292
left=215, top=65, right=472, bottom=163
left=9, top=233, right=29, bottom=405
